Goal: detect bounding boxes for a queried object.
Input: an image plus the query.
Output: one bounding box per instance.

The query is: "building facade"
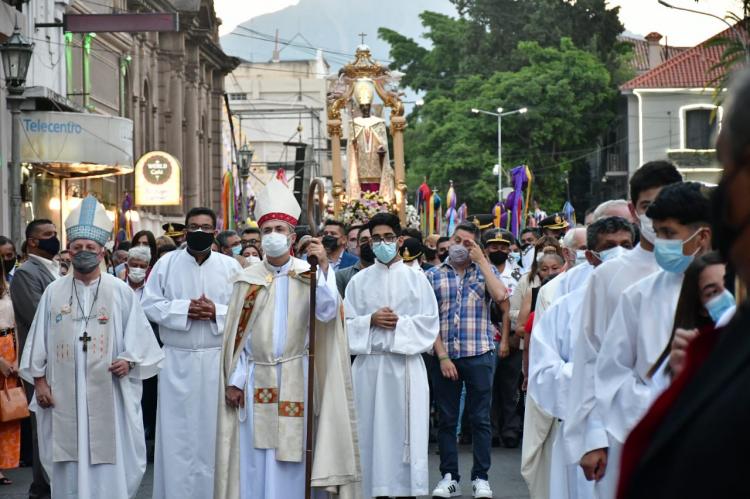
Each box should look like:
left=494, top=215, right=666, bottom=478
left=0, top=0, right=237, bottom=243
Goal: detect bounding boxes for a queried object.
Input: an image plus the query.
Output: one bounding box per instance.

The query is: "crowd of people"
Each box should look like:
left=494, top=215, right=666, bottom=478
left=0, top=69, right=748, bottom=499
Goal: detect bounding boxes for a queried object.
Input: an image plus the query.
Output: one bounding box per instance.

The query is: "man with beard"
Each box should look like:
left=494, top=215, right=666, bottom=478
left=335, top=224, right=375, bottom=298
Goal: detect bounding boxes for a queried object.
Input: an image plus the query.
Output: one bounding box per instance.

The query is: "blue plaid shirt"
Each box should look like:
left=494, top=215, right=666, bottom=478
left=425, top=259, right=501, bottom=359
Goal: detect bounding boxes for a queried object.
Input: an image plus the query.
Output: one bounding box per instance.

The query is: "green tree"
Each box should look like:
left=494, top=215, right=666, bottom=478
left=405, top=39, right=616, bottom=212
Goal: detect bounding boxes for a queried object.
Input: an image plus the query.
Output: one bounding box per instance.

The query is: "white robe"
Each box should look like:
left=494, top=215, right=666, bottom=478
left=141, top=249, right=242, bottom=499
left=595, top=270, right=683, bottom=444
left=529, top=287, right=594, bottom=499
left=564, top=245, right=658, bottom=468
left=343, top=260, right=439, bottom=497
left=20, top=275, right=163, bottom=499
left=227, top=259, right=339, bottom=499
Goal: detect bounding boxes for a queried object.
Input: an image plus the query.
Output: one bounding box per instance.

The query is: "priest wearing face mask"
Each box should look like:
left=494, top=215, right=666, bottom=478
left=142, top=207, right=242, bottom=499
left=344, top=212, right=439, bottom=498
left=215, top=178, right=360, bottom=499
left=20, top=195, right=164, bottom=499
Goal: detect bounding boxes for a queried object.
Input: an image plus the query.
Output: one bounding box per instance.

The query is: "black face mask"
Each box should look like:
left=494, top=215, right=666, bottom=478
left=2, top=258, right=15, bottom=276
left=322, top=235, right=340, bottom=253
left=186, top=230, right=214, bottom=253
left=359, top=243, right=375, bottom=264
left=711, top=175, right=750, bottom=261
left=438, top=251, right=448, bottom=263
left=37, top=235, right=61, bottom=257
left=424, top=247, right=437, bottom=261
left=488, top=250, right=509, bottom=266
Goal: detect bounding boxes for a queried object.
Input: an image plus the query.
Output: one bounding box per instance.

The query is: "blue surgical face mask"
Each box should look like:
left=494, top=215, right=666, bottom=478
left=654, top=230, right=701, bottom=274
left=705, top=289, right=735, bottom=324
left=595, top=245, right=627, bottom=263
left=231, top=245, right=242, bottom=256
left=372, top=241, right=397, bottom=264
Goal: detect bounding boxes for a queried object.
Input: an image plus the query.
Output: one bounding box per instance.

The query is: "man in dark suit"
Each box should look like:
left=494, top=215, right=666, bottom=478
left=10, top=219, right=59, bottom=499
left=322, top=219, right=359, bottom=270
left=619, top=69, right=750, bottom=499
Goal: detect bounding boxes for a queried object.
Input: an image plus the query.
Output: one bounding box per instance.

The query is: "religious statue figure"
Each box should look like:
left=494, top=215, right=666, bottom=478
left=347, top=78, right=395, bottom=201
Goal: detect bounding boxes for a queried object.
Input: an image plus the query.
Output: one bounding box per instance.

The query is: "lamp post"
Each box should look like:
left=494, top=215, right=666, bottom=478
left=657, top=0, right=750, bottom=63
left=237, top=143, right=254, bottom=226
left=471, top=106, right=528, bottom=202
left=0, top=22, right=34, bottom=246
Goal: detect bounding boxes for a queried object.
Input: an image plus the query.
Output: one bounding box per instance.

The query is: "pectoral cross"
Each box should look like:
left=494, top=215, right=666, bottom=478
left=359, top=32, right=367, bottom=45
left=79, top=332, right=92, bottom=352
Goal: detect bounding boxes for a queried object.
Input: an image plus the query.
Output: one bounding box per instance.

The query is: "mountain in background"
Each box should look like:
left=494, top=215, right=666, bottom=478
left=219, top=0, right=455, bottom=68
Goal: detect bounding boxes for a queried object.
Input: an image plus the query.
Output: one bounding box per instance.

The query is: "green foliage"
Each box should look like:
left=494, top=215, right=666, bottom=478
left=379, top=0, right=629, bottom=213
left=404, top=39, right=616, bottom=211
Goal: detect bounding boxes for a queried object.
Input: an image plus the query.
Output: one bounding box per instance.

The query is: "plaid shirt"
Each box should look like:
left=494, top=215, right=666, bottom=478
left=425, top=259, right=502, bottom=359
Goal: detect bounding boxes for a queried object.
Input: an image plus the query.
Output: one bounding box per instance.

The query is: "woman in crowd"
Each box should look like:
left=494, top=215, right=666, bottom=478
left=0, top=258, right=20, bottom=485
left=132, top=230, right=158, bottom=267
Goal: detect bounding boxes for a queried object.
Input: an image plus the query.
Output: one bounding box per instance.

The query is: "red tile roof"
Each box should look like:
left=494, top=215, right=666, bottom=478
left=619, top=34, right=689, bottom=74
left=620, top=23, right=748, bottom=90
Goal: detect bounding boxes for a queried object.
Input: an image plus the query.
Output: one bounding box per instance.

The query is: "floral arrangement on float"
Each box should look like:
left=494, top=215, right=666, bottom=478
left=328, top=191, right=420, bottom=229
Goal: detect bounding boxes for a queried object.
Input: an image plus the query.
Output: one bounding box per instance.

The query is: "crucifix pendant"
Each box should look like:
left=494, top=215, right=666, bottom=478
left=79, top=331, right=92, bottom=352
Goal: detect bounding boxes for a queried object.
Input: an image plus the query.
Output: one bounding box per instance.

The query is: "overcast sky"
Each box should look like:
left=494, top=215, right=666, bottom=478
left=214, top=0, right=743, bottom=47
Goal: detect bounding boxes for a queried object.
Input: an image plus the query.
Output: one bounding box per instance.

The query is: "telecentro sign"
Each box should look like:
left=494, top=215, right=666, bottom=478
left=22, top=119, right=83, bottom=134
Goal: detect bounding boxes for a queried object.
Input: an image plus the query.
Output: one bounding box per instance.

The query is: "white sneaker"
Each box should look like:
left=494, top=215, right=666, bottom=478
left=472, top=478, right=493, bottom=498
left=431, top=473, right=461, bottom=497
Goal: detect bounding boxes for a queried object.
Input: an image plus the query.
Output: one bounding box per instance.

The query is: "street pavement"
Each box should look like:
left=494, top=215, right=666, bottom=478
left=0, top=444, right=529, bottom=498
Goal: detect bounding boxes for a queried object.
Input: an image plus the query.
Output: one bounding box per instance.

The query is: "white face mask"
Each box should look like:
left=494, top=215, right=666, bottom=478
left=247, top=255, right=261, bottom=264
left=638, top=212, right=656, bottom=244
left=128, top=267, right=147, bottom=283
left=261, top=232, right=292, bottom=258
left=575, top=249, right=588, bottom=266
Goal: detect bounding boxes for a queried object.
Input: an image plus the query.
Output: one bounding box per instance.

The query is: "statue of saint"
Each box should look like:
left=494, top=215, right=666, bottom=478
left=347, top=79, right=395, bottom=201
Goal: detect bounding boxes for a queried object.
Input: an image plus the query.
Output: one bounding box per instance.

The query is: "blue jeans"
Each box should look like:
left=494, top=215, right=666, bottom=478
left=429, top=351, right=494, bottom=482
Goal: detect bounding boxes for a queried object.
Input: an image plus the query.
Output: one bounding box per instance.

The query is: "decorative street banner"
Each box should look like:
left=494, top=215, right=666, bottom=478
left=134, top=151, right=181, bottom=206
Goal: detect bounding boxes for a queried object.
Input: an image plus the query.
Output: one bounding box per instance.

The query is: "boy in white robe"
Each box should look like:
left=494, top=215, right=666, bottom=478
left=564, top=161, right=682, bottom=498
left=344, top=212, right=439, bottom=497
left=529, top=216, right=635, bottom=499
left=595, top=182, right=712, bottom=468
left=20, top=195, right=163, bottom=499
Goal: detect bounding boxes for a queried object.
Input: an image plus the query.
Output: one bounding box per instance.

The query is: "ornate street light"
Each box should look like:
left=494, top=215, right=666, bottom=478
left=237, top=143, right=254, bottom=225
left=1, top=21, right=34, bottom=246
left=0, top=22, right=34, bottom=95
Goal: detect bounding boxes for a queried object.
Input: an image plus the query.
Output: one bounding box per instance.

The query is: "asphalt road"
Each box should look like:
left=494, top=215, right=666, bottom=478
left=0, top=444, right=529, bottom=498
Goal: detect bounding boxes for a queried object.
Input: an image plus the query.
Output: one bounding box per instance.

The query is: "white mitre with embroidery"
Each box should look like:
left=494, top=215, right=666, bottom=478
left=65, top=195, right=113, bottom=245
left=254, top=171, right=301, bottom=227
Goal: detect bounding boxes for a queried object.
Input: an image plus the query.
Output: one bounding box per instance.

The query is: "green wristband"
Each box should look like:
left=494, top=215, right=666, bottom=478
left=438, top=355, right=450, bottom=362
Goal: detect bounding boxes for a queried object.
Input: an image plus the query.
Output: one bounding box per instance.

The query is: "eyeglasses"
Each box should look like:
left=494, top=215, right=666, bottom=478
left=371, top=234, right=397, bottom=244
left=186, top=224, right=214, bottom=232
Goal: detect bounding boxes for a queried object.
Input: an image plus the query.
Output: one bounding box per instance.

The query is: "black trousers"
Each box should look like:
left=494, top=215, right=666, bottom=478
left=491, top=348, right=523, bottom=440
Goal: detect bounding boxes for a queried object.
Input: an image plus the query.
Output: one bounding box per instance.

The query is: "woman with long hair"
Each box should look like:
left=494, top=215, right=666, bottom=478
left=0, top=257, right=20, bottom=485
left=648, top=251, right=732, bottom=378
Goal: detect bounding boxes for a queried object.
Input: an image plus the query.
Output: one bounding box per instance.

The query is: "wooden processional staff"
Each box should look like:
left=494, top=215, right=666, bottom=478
left=304, top=178, right=326, bottom=499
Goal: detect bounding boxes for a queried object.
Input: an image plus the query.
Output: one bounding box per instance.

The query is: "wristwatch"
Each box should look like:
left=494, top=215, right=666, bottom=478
left=127, top=361, right=136, bottom=370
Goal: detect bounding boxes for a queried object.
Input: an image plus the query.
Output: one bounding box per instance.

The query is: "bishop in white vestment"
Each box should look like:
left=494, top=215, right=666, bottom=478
left=20, top=195, right=163, bottom=499
left=214, top=177, right=361, bottom=499
left=142, top=211, right=242, bottom=499
left=344, top=214, right=439, bottom=497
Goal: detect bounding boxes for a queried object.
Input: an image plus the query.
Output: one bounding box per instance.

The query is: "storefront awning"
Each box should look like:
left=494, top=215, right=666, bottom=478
left=19, top=111, right=133, bottom=178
